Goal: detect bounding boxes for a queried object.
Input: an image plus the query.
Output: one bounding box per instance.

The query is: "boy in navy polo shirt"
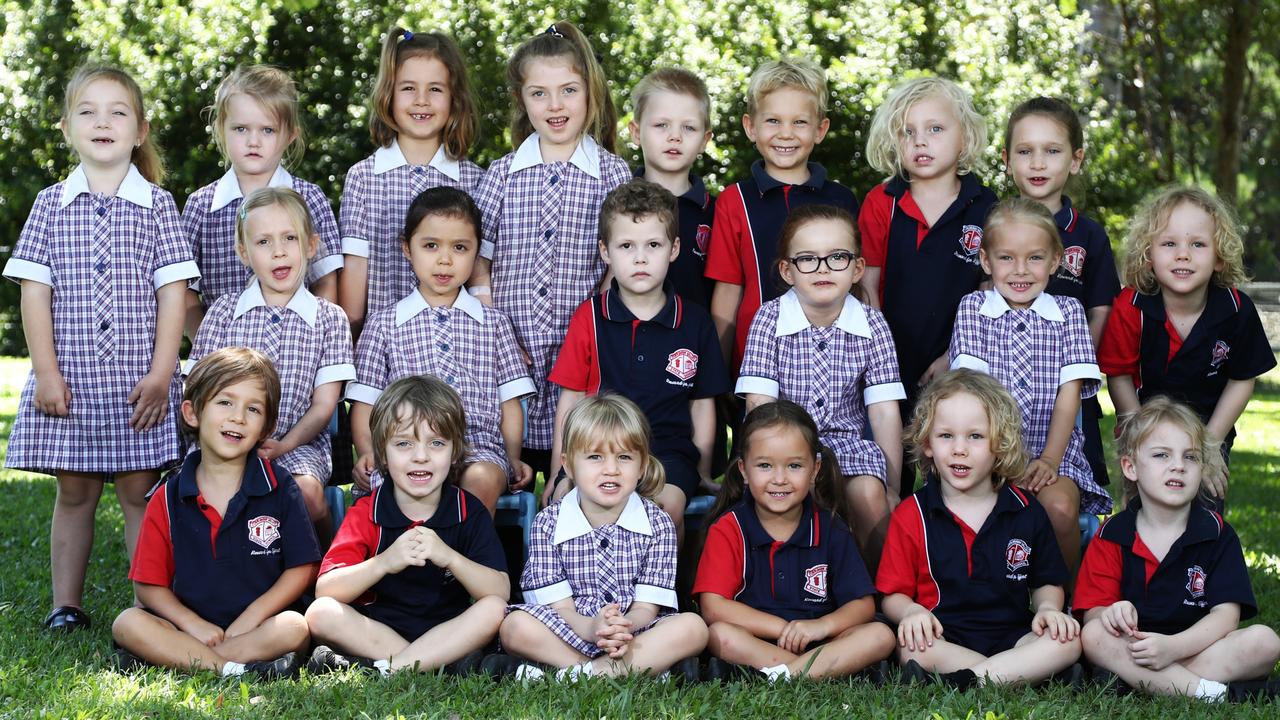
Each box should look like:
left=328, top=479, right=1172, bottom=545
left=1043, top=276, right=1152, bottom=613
left=306, top=375, right=509, bottom=675
left=548, top=179, right=728, bottom=537
left=112, top=347, right=319, bottom=680
left=1077, top=398, right=1280, bottom=701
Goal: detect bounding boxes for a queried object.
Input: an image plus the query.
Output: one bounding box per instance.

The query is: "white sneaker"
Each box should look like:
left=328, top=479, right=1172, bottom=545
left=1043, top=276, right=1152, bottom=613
left=515, top=663, right=546, bottom=683
left=760, top=664, right=792, bottom=682
left=554, top=661, right=593, bottom=683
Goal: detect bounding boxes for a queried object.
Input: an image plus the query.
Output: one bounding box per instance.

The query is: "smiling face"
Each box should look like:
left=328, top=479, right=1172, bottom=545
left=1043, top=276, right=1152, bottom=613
left=566, top=442, right=643, bottom=515
left=62, top=78, right=146, bottom=172
left=521, top=55, right=588, bottom=156
left=740, top=423, right=817, bottom=520
left=778, top=217, right=864, bottom=310
left=979, top=222, right=1060, bottom=310
left=385, top=415, right=454, bottom=504
left=1004, top=114, right=1082, bottom=210
left=1122, top=421, right=1204, bottom=511
left=898, top=95, right=963, bottom=182
left=223, top=93, right=292, bottom=181
left=743, top=87, right=829, bottom=183
left=1150, top=201, right=1222, bottom=302
left=392, top=54, right=453, bottom=157
left=922, top=391, right=998, bottom=497
left=402, top=212, right=478, bottom=307
left=183, top=378, right=271, bottom=463
left=601, top=213, right=678, bottom=298
left=629, top=90, right=710, bottom=175
left=237, top=202, right=315, bottom=305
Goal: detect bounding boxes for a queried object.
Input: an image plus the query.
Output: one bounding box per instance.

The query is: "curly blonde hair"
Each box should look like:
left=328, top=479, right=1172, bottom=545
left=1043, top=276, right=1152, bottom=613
left=1116, top=396, right=1224, bottom=506
left=1121, top=185, right=1249, bottom=294
left=907, top=369, right=1028, bottom=488
left=865, top=76, right=987, bottom=180
left=561, top=394, right=665, bottom=499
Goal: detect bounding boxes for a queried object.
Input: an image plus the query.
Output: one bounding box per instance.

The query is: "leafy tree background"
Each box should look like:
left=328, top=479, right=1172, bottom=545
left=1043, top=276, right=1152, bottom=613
left=1, top=0, right=1276, bottom=354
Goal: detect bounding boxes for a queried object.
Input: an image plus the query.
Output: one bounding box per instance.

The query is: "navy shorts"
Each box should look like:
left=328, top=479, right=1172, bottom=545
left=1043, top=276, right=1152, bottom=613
left=944, top=624, right=1028, bottom=658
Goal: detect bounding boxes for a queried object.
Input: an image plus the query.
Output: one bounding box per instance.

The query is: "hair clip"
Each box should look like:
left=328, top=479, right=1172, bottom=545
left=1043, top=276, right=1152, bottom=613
left=402, top=30, right=415, bottom=41
left=544, top=24, right=564, bottom=38
left=237, top=202, right=250, bottom=222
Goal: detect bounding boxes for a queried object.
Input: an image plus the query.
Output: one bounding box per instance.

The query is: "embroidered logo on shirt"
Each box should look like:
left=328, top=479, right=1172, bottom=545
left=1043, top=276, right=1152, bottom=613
left=1211, top=340, right=1230, bottom=368
left=804, top=564, right=828, bottom=598
left=959, top=225, right=983, bottom=256
left=1005, top=538, right=1031, bottom=572
left=666, top=349, right=699, bottom=381
left=1060, top=246, right=1086, bottom=278
left=694, top=224, right=711, bottom=258
left=1186, top=565, right=1207, bottom=598
left=247, top=515, right=281, bottom=549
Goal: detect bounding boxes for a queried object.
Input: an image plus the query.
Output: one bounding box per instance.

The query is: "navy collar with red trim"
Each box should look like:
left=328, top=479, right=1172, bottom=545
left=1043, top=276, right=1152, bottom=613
left=371, top=480, right=466, bottom=529
left=1054, top=196, right=1079, bottom=233
left=1131, top=285, right=1243, bottom=332
left=630, top=168, right=711, bottom=210
left=737, top=494, right=823, bottom=548
left=918, top=476, right=1030, bottom=521
left=884, top=172, right=983, bottom=207
left=1096, top=498, right=1224, bottom=548
left=750, top=160, right=828, bottom=195
left=176, top=448, right=277, bottom=500
left=601, top=279, right=682, bottom=329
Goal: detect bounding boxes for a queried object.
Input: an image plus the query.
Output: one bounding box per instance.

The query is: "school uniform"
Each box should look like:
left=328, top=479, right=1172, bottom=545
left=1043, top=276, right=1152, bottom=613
left=736, top=290, right=905, bottom=482
left=340, top=141, right=483, bottom=316
left=474, top=133, right=631, bottom=450
left=549, top=282, right=728, bottom=498
left=320, top=482, right=506, bottom=641
left=1074, top=500, right=1256, bottom=635
left=3, top=165, right=200, bottom=475
left=182, top=165, right=343, bottom=307
left=950, top=290, right=1112, bottom=515
left=510, top=488, right=678, bottom=657
left=188, top=281, right=355, bottom=482
left=632, top=168, right=716, bottom=308
left=693, top=496, right=875, bottom=622
left=876, top=481, right=1069, bottom=656
left=129, top=450, right=321, bottom=629
left=703, top=161, right=859, bottom=368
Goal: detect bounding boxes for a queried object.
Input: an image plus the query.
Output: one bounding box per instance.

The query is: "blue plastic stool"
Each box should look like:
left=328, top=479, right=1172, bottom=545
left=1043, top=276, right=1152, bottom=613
left=326, top=485, right=348, bottom=529
left=1079, top=512, right=1101, bottom=549
left=496, top=491, right=536, bottom=562
left=683, top=494, right=717, bottom=537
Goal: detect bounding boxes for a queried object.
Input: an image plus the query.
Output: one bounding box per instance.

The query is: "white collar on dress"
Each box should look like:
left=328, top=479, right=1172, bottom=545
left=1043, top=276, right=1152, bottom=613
left=372, top=139, right=461, bottom=180
left=210, top=165, right=294, bottom=212
left=393, top=286, right=485, bottom=326
left=508, top=132, right=601, bottom=179
left=774, top=288, right=872, bottom=338
left=233, top=279, right=318, bottom=327
left=59, top=164, right=152, bottom=209
left=978, top=289, right=1064, bottom=322
left=552, top=488, right=653, bottom=544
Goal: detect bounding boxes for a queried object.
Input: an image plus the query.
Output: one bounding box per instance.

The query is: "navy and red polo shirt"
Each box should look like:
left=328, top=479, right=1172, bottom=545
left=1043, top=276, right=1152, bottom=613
left=634, top=169, right=716, bottom=309
left=130, top=450, right=321, bottom=629
left=551, top=282, right=728, bottom=497
left=693, top=496, right=874, bottom=622
left=860, top=174, right=998, bottom=394
left=1074, top=500, right=1256, bottom=634
left=704, top=160, right=859, bottom=368
left=1045, top=197, right=1120, bottom=310
left=319, top=482, right=506, bottom=640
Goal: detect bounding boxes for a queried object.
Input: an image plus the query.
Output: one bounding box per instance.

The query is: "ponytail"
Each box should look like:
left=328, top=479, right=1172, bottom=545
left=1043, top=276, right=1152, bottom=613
left=369, top=26, right=477, bottom=159
left=63, top=63, right=165, bottom=184
left=506, top=21, right=618, bottom=153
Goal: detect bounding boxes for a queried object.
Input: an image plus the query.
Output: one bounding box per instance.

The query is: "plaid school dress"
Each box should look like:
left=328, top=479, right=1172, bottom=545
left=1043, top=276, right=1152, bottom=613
left=3, top=165, right=200, bottom=474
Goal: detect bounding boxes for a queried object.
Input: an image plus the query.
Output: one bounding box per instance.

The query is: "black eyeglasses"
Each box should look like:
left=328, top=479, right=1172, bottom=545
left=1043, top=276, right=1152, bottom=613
left=786, top=251, right=857, bottom=273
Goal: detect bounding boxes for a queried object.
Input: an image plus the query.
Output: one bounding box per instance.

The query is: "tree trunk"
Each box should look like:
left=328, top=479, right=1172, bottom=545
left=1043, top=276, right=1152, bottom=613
left=1214, top=0, right=1253, bottom=206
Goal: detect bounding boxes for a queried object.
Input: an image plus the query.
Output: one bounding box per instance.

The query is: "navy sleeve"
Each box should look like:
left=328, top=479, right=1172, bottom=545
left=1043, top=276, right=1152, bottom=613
left=1027, top=500, right=1069, bottom=590
left=458, top=491, right=508, bottom=573
left=1081, top=221, right=1120, bottom=310
left=1226, top=292, right=1278, bottom=381
left=827, top=516, right=876, bottom=605
left=1207, top=523, right=1257, bottom=620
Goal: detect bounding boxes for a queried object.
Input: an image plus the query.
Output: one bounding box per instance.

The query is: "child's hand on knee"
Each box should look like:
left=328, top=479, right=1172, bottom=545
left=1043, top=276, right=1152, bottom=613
left=1018, top=458, right=1058, bottom=492
left=897, top=608, right=943, bottom=652
left=778, top=618, right=829, bottom=654
left=184, top=618, right=225, bottom=647
left=1100, top=600, right=1139, bottom=638
left=1203, top=465, right=1229, bottom=499
left=510, top=460, right=534, bottom=491
left=1032, top=609, right=1079, bottom=642
left=1127, top=630, right=1180, bottom=670
left=353, top=453, right=375, bottom=491
left=257, top=438, right=284, bottom=462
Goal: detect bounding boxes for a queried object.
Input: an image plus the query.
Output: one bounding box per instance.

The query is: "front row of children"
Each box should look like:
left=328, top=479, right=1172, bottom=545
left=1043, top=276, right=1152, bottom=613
left=111, top=346, right=1280, bottom=699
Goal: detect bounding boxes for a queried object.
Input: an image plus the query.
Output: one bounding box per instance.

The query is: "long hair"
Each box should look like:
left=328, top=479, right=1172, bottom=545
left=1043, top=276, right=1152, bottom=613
left=506, top=21, right=617, bottom=153
left=62, top=63, right=165, bottom=184
left=369, top=27, right=477, bottom=159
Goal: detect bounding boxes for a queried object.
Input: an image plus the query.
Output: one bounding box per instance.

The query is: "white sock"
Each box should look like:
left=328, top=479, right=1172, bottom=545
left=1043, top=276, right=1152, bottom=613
left=1196, top=678, right=1228, bottom=701
left=555, top=661, right=594, bottom=682
left=760, top=664, right=792, bottom=682
left=221, top=661, right=246, bottom=677
left=373, top=659, right=392, bottom=677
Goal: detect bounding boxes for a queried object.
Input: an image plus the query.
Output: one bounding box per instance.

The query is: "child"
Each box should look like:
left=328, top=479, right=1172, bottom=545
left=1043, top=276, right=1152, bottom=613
left=706, top=58, right=859, bottom=370
left=878, top=369, right=1080, bottom=688
left=348, top=187, right=535, bottom=512
left=111, top=348, right=319, bottom=679
left=628, top=68, right=716, bottom=308
left=497, top=395, right=708, bottom=680
left=306, top=375, right=509, bottom=676
left=547, top=179, right=727, bottom=535
left=1077, top=397, right=1280, bottom=701
left=188, top=187, right=355, bottom=533
left=737, top=205, right=904, bottom=570
left=338, top=28, right=484, bottom=330
left=1098, top=186, right=1274, bottom=501
left=694, top=401, right=895, bottom=681
left=949, top=198, right=1111, bottom=574
left=468, top=22, right=632, bottom=480
left=3, top=64, right=199, bottom=632
left=1004, top=96, right=1120, bottom=487
left=183, top=65, right=342, bottom=337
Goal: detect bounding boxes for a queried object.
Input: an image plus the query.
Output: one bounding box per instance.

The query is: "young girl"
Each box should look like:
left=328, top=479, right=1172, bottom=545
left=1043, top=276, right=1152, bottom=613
left=1098, top=186, right=1274, bottom=502
left=694, top=401, right=895, bottom=681
left=338, top=27, right=484, bottom=330
left=497, top=395, right=707, bottom=680
left=468, top=22, right=632, bottom=479
left=949, top=198, right=1111, bottom=574
left=347, top=187, right=535, bottom=513
left=188, top=187, right=354, bottom=535
left=737, top=205, right=904, bottom=570
left=1077, top=397, right=1280, bottom=701
left=182, top=65, right=342, bottom=336
left=3, top=64, right=199, bottom=631
left=878, top=369, right=1080, bottom=688
left=1004, top=96, right=1120, bottom=488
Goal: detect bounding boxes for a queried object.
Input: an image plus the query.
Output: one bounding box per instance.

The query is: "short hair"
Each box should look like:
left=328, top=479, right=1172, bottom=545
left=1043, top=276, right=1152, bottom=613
left=62, top=63, right=164, bottom=184
left=183, top=347, right=281, bottom=440
left=907, top=369, right=1028, bottom=488
left=234, top=187, right=317, bottom=275
left=746, top=57, right=828, bottom=118
left=865, top=76, right=987, bottom=179
left=561, top=394, right=665, bottom=499
left=983, top=197, right=1063, bottom=257
left=1116, top=396, right=1224, bottom=506
left=369, top=375, right=471, bottom=477
left=208, top=65, right=305, bottom=168
left=598, top=179, right=677, bottom=247
left=630, top=67, right=711, bottom=128
left=507, top=21, right=618, bottom=154
left=370, top=27, right=477, bottom=159
left=399, top=186, right=483, bottom=246
left=1003, top=96, right=1084, bottom=157
left=1121, top=185, right=1250, bottom=294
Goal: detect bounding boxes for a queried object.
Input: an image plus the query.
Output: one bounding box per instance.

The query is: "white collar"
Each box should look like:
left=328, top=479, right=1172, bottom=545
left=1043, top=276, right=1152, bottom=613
left=508, top=132, right=602, bottom=179
left=233, top=280, right=318, bottom=326
left=60, top=164, right=152, bottom=209
left=372, top=139, right=461, bottom=180
left=210, top=165, right=294, bottom=212
left=774, top=288, right=872, bottom=338
left=393, top=287, right=485, bottom=326
left=552, top=488, right=652, bottom=544
left=978, top=289, right=1064, bottom=322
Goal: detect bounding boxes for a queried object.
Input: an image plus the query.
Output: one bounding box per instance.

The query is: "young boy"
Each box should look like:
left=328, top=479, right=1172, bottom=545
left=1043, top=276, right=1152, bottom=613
left=705, top=57, right=859, bottom=371
left=111, top=347, right=319, bottom=680
left=547, top=179, right=729, bottom=535
left=306, top=375, right=509, bottom=675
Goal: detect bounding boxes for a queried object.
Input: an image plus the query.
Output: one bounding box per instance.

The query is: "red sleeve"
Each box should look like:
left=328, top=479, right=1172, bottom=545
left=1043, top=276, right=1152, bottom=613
left=1097, top=287, right=1141, bottom=377
left=692, top=512, right=747, bottom=599
left=319, top=496, right=379, bottom=575
left=875, top=497, right=927, bottom=603
left=129, top=488, right=174, bottom=587
left=858, top=184, right=892, bottom=269
left=703, top=184, right=746, bottom=285
left=1072, top=535, right=1125, bottom=614
left=547, top=300, right=598, bottom=392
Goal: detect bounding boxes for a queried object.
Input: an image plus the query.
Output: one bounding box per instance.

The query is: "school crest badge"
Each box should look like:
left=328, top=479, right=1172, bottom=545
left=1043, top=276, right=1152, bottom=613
left=1211, top=341, right=1230, bottom=368
left=959, top=225, right=983, bottom=256
left=247, top=515, right=281, bottom=549
left=667, top=349, right=699, bottom=381
left=694, top=224, right=711, bottom=257
left=1060, top=246, right=1086, bottom=277
left=1006, top=539, right=1031, bottom=572
left=804, top=564, right=829, bottom=598
left=1186, top=566, right=1207, bottom=598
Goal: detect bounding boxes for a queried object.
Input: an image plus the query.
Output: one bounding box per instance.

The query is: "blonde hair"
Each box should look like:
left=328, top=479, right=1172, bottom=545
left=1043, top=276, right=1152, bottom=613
left=62, top=63, right=164, bottom=184
left=983, top=197, right=1063, bottom=256
left=561, top=394, right=665, bottom=499
left=1116, top=396, right=1224, bottom=506
left=508, top=21, right=618, bottom=153
left=370, top=27, right=477, bottom=159
left=1121, top=185, right=1250, bottom=294
left=865, top=76, right=987, bottom=180
left=630, top=67, right=711, bottom=128
left=234, top=187, right=316, bottom=277
left=369, top=375, right=471, bottom=477
left=746, top=57, right=828, bottom=118
left=907, top=369, right=1028, bottom=488
left=208, top=65, right=305, bottom=168
left=183, top=347, right=281, bottom=440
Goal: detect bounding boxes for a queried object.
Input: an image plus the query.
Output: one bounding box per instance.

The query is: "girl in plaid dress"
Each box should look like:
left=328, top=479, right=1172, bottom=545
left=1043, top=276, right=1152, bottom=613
left=949, top=198, right=1111, bottom=576
left=188, top=188, right=355, bottom=535
left=3, top=65, right=199, bottom=631
left=499, top=395, right=707, bottom=680
left=737, top=205, right=904, bottom=573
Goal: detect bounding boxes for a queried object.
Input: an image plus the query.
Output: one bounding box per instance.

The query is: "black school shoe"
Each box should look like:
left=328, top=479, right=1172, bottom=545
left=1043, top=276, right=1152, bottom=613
left=44, top=606, right=91, bottom=632
left=669, top=656, right=702, bottom=684
left=111, top=643, right=149, bottom=673
left=853, top=659, right=891, bottom=686
left=1052, top=662, right=1086, bottom=691
left=901, top=659, right=929, bottom=685
left=480, top=653, right=525, bottom=680
left=307, top=645, right=381, bottom=676
left=442, top=649, right=485, bottom=677
left=1229, top=677, right=1280, bottom=702
left=244, top=651, right=303, bottom=681
left=704, top=657, right=754, bottom=683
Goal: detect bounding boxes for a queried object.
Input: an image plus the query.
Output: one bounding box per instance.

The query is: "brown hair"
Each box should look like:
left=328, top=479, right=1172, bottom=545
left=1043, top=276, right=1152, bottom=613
left=1116, top=396, right=1224, bottom=506
left=598, top=179, right=677, bottom=247
left=370, top=27, right=477, bottom=159
left=1121, top=185, right=1249, bottom=294
left=630, top=67, right=711, bottom=127
left=507, top=21, right=618, bottom=153
left=561, top=394, right=665, bottom=499
left=774, top=204, right=864, bottom=301
left=400, top=186, right=483, bottom=247
left=1003, top=96, right=1083, bottom=158
left=982, top=197, right=1063, bottom=256
left=369, top=375, right=471, bottom=478
left=208, top=65, right=305, bottom=168
left=907, top=369, right=1028, bottom=488
left=62, top=63, right=165, bottom=184
left=183, top=346, right=282, bottom=440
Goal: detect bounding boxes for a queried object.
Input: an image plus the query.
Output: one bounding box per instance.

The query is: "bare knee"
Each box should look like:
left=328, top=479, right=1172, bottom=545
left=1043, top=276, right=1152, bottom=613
left=305, top=596, right=345, bottom=636
left=56, top=478, right=103, bottom=509
left=707, top=621, right=744, bottom=656
left=1039, top=483, right=1080, bottom=523
left=277, top=610, right=311, bottom=645
left=1081, top=620, right=1123, bottom=664
left=294, top=475, right=328, bottom=520
left=461, top=464, right=505, bottom=513
left=498, top=611, right=542, bottom=653
left=1241, top=625, right=1280, bottom=665
left=669, top=612, right=709, bottom=648
left=472, top=595, right=509, bottom=629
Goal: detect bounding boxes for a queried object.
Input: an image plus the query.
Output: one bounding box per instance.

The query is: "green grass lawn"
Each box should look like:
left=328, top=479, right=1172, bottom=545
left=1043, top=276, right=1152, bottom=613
left=2, top=357, right=1279, bottom=718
